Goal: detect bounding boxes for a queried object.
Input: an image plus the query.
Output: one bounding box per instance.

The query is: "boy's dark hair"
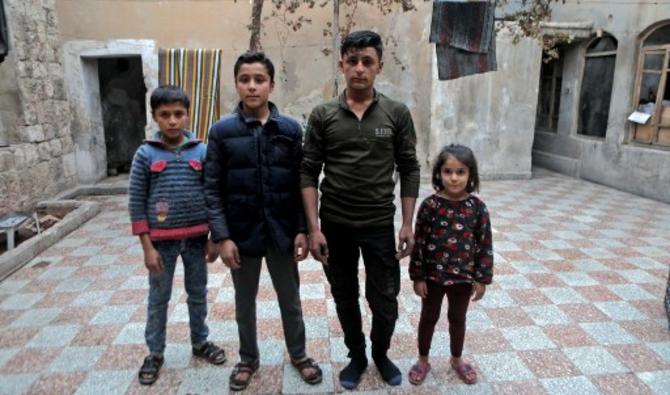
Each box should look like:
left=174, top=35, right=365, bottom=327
left=340, top=30, right=383, bottom=59
left=234, top=51, right=275, bottom=83
left=150, top=85, right=190, bottom=112
left=432, top=144, right=480, bottom=193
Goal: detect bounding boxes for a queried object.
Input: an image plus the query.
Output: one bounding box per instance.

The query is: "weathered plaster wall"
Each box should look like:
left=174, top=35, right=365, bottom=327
left=431, top=31, right=541, bottom=179
left=55, top=0, right=435, bottom=168
left=0, top=0, right=76, bottom=216
left=533, top=4, right=670, bottom=203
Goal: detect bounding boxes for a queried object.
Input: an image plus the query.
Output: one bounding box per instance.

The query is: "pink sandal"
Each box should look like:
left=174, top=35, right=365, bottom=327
left=452, top=361, right=477, bottom=384
left=408, top=361, right=431, bottom=385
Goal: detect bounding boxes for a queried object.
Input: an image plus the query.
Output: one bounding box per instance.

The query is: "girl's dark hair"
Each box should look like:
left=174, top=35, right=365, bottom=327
left=234, top=51, right=275, bottom=83
left=150, top=85, right=190, bottom=112
left=431, top=144, right=480, bottom=193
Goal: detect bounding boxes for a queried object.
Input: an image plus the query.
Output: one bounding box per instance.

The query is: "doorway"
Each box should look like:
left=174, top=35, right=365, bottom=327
left=97, top=56, right=147, bottom=175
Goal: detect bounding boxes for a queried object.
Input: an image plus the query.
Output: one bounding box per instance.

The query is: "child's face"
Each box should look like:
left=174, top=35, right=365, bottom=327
left=152, top=102, right=189, bottom=145
left=235, top=62, right=274, bottom=113
left=440, top=155, right=470, bottom=199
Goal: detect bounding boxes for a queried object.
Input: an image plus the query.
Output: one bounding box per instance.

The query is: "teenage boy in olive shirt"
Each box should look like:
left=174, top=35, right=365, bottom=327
left=300, top=30, right=420, bottom=389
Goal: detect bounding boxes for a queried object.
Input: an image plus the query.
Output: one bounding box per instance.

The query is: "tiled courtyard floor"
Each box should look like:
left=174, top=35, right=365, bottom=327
left=0, top=169, right=669, bottom=394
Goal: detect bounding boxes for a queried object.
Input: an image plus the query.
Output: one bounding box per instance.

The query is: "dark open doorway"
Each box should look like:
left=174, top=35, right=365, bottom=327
left=97, top=56, right=147, bottom=175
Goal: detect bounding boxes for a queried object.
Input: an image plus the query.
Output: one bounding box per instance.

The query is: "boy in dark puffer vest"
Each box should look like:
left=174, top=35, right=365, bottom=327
left=204, top=52, right=322, bottom=391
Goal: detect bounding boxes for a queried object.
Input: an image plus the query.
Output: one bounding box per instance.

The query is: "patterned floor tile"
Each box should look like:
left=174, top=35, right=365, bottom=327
left=591, top=373, right=653, bottom=395
left=562, top=346, right=628, bottom=375
left=474, top=352, right=535, bottom=382
left=517, top=350, right=579, bottom=379
left=540, top=376, right=600, bottom=395
left=637, top=370, right=670, bottom=395
left=74, top=369, right=135, bottom=395
left=500, top=326, right=556, bottom=351
left=26, top=372, right=88, bottom=395
left=0, top=373, right=40, bottom=394
left=522, top=305, right=572, bottom=326
left=579, top=322, right=639, bottom=345
left=607, top=344, right=670, bottom=372
left=594, top=301, right=648, bottom=321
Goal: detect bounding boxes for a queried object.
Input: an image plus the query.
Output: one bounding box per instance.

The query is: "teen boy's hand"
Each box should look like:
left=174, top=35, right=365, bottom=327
left=294, top=233, right=308, bottom=262
left=413, top=280, right=427, bottom=299
left=218, top=239, right=241, bottom=269
left=308, top=230, right=329, bottom=265
left=471, top=283, right=486, bottom=301
left=144, top=248, right=164, bottom=273
left=395, top=224, right=415, bottom=260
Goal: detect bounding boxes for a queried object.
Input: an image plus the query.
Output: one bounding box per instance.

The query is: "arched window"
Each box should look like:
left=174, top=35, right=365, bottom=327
left=632, top=21, right=670, bottom=146
left=578, top=34, right=617, bottom=138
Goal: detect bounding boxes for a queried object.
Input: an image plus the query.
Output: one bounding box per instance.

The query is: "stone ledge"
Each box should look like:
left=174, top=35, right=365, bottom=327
left=0, top=199, right=100, bottom=281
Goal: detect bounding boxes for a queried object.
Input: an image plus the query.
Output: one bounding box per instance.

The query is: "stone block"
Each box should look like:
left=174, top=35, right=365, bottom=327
left=0, top=150, right=15, bottom=172
left=20, top=100, right=39, bottom=125
left=37, top=141, right=51, bottom=161
left=17, top=61, right=33, bottom=78
left=60, top=135, right=74, bottom=153
left=42, top=124, right=56, bottom=140
left=22, top=143, right=39, bottom=165
left=50, top=138, right=62, bottom=156
left=13, top=148, right=26, bottom=168
left=45, top=8, right=58, bottom=28
left=24, top=125, right=45, bottom=143
left=62, top=152, right=76, bottom=177
left=33, top=63, right=48, bottom=79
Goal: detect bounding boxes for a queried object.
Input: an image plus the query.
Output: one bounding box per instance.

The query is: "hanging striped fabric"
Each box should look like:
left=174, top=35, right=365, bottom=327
left=158, top=48, right=222, bottom=141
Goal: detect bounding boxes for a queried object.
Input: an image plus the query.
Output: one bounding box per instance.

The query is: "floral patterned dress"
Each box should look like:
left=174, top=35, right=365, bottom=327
left=409, top=194, right=493, bottom=286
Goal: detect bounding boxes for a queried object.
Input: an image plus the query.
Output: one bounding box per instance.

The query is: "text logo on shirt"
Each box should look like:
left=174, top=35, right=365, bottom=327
left=375, top=128, right=393, bottom=138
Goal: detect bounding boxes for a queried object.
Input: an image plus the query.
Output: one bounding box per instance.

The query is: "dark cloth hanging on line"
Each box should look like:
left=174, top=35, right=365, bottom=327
left=430, top=0, right=497, bottom=80
left=0, top=0, right=8, bottom=63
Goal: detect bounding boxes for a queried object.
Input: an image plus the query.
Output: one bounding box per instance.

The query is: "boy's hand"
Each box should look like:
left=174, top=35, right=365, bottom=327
left=471, top=283, right=486, bottom=301
left=308, top=230, right=329, bottom=265
left=395, top=224, right=414, bottom=260
left=218, top=239, right=240, bottom=269
left=413, top=280, right=427, bottom=299
left=206, top=239, right=219, bottom=263
left=294, top=233, right=308, bottom=262
left=144, top=247, right=164, bottom=273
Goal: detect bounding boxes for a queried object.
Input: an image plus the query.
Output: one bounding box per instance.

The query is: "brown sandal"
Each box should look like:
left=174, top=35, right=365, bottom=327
left=291, top=357, right=323, bottom=385
left=229, top=360, right=259, bottom=391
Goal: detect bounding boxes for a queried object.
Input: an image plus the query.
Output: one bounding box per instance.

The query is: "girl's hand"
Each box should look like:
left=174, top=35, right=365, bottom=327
left=413, top=280, right=427, bottom=299
left=471, top=283, right=486, bottom=301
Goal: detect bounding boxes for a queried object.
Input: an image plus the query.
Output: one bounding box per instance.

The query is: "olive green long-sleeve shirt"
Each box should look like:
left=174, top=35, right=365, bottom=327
left=300, top=90, right=421, bottom=227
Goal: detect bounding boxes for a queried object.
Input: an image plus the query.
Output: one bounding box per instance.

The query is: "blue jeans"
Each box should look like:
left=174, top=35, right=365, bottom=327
left=145, top=235, right=209, bottom=355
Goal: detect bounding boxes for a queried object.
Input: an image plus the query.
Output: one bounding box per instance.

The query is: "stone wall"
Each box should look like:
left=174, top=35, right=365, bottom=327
left=0, top=0, right=76, bottom=216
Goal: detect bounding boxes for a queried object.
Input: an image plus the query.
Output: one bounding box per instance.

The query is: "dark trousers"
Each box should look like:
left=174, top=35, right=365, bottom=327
left=418, top=281, right=472, bottom=357
left=231, top=246, right=307, bottom=364
left=321, top=220, right=400, bottom=359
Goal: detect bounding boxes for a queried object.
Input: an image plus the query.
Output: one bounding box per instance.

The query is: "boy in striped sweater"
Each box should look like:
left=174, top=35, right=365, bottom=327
left=128, top=85, right=225, bottom=385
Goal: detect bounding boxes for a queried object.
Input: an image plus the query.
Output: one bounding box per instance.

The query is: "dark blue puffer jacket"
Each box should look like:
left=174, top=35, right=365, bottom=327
left=204, top=102, right=306, bottom=257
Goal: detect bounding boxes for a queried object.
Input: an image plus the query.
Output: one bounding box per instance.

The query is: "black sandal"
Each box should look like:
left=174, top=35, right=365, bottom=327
left=138, top=355, right=164, bottom=385
left=229, top=360, right=260, bottom=391
left=291, top=357, right=323, bottom=385
left=192, top=341, right=227, bottom=365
